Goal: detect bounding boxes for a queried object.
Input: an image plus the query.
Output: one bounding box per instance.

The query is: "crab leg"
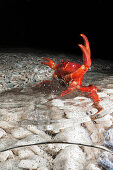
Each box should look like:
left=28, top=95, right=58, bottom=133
left=79, top=85, right=103, bottom=119
left=41, top=58, right=56, bottom=69
left=53, top=81, right=77, bottom=99
left=90, top=102, right=103, bottom=119
left=79, top=85, right=101, bottom=102
left=38, top=80, right=52, bottom=85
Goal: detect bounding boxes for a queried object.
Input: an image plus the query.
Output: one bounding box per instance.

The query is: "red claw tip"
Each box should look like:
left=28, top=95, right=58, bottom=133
left=80, top=34, right=88, bottom=40
left=80, top=33, right=84, bottom=36
left=78, top=44, right=81, bottom=47
left=80, top=34, right=86, bottom=38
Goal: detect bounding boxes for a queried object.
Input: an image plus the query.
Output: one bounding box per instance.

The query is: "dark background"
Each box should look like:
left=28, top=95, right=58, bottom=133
left=0, top=0, right=112, bottom=60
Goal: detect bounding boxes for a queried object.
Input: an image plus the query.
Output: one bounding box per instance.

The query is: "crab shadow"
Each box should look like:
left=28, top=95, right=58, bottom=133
left=0, top=79, right=85, bottom=100
left=29, top=79, right=85, bottom=100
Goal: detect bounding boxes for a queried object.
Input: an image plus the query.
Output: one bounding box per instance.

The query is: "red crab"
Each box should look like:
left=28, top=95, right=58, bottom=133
left=40, top=34, right=103, bottom=119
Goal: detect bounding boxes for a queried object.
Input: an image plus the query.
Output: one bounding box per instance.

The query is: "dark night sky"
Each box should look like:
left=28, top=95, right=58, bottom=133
left=0, top=0, right=112, bottom=60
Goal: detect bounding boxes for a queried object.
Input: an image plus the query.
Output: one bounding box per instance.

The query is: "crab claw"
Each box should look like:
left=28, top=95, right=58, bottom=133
left=78, top=34, right=91, bottom=68
left=41, top=58, right=56, bottom=69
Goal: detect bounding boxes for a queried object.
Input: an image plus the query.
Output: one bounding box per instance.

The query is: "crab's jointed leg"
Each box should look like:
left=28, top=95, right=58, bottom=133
left=54, top=83, right=103, bottom=119
left=38, top=80, right=52, bottom=86
left=53, top=81, right=78, bottom=99
left=79, top=85, right=103, bottom=119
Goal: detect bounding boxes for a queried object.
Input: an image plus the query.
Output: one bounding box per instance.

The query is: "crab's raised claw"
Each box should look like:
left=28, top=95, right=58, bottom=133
left=78, top=34, right=91, bottom=69
left=80, top=34, right=90, bottom=54
left=41, top=58, right=56, bottom=70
